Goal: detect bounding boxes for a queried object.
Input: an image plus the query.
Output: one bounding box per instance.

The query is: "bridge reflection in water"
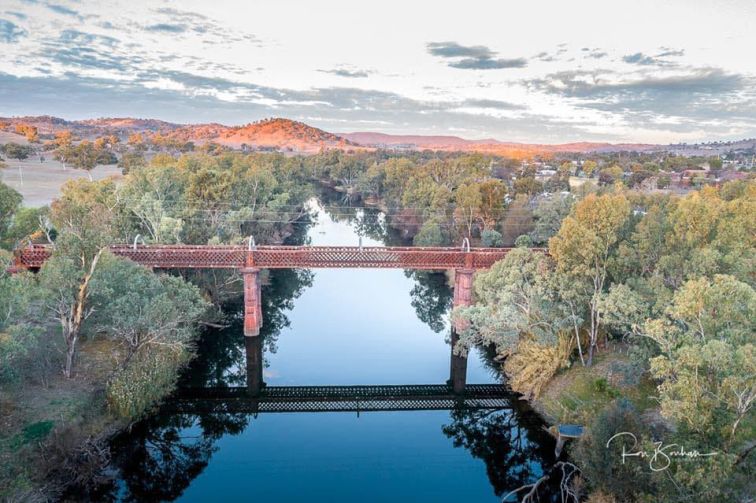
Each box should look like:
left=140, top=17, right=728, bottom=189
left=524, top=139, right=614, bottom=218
left=166, top=384, right=513, bottom=414
left=163, top=335, right=506, bottom=415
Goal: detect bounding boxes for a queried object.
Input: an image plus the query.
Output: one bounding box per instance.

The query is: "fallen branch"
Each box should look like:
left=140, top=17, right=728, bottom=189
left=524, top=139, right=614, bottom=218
left=500, top=461, right=582, bottom=503
left=198, top=320, right=230, bottom=329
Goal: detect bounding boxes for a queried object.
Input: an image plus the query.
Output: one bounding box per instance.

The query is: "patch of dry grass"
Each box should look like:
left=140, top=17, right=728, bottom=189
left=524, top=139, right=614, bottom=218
left=0, top=337, right=126, bottom=501
left=533, top=343, right=659, bottom=426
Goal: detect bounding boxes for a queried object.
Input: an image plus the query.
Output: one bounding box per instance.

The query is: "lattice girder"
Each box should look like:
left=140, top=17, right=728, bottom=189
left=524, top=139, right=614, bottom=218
left=15, top=244, right=524, bottom=270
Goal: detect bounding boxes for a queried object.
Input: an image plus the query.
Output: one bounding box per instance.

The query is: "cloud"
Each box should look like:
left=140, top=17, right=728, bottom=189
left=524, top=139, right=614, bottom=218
left=656, top=47, right=685, bottom=58
left=449, top=57, right=527, bottom=70
left=318, top=68, right=370, bottom=78
left=5, top=11, right=27, bottom=20
left=0, top=18, right=26, bottom=42
left=45, top=4, right=80, bottom=17
left=59, top=29, right=118, bottom=47
left=0, top=71, right=593, bottom=141
left=427, top=41, right=494, bottom=59
left=587, top=51, right=608, bottom=59
left=623, top=52, right=658, bottom=65
left=461, top=99, right=525, bottom=110
left=147, top=7, right=262, bottom=45
left=543, top=68, right=744, bottom=97
left=623, top=49, right=685, bottom=66
left=427, top=41, right=526, bottom=70
left=146, top=23, right=187, bottom=33
left=529, top=67, right=756, bottom=130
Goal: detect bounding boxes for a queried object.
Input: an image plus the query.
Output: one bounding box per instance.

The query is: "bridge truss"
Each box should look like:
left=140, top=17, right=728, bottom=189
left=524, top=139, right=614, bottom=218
left=164, top=384, right=514, bottom=414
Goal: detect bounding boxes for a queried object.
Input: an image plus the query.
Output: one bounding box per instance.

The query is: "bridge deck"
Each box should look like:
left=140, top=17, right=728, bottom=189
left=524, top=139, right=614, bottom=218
left=165, top=384, right=514, bottom=413
left=15, top=244, right=517, bottom=270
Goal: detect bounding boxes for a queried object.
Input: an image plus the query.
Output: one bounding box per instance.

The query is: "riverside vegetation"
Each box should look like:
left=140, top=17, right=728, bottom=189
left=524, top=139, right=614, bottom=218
left=0, top=152, right=312, bottom=499
left=302, top=150, right=755, bottom=502
left=0, top=146, right=753, bottom=501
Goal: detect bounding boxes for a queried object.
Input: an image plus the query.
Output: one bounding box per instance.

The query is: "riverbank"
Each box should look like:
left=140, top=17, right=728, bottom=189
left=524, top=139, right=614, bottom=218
left=530, top=342, right=658, bottom=428
left=0, top=338, right=128, bottom=501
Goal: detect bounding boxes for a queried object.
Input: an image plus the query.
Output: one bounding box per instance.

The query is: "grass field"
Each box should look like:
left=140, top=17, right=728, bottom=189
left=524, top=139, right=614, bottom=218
left=0, top=158, right=122, bottom=207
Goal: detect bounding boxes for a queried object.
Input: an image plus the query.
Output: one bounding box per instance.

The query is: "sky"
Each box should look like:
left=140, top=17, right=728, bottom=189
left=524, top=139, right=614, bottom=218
left=1, top=0, right=755, bottom=143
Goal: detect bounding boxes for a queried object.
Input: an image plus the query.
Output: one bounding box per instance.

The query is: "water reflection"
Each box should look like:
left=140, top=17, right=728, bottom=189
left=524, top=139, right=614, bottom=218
left=443, top=408, right=562, bottom=500
left=92, top=387, right=560, bottom=502
left=85, top=195, right=562, bottom=502
left=178, top=269, right=314, bottom=389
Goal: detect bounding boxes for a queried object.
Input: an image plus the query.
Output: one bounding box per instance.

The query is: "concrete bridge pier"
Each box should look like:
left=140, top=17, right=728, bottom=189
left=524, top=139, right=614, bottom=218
left=245, top=333, right=265, bottom=396
left=450, top=268, right=474, bottom=394
left=241, top=267, right=263, bottom=337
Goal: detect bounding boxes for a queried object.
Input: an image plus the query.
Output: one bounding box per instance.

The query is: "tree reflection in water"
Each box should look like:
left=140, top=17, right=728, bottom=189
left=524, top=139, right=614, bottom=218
left=443, top=405, right=562, bottom=502
left=179, top=268, right=314, bottom=389
left=405, top=270, right=453, bottom=333
left=79, top=194, right=563, bottom=501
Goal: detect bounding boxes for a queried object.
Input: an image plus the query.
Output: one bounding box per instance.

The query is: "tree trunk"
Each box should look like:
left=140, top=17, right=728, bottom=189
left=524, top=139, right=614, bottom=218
left=61, top=249, right=103, bottom=378
left=63, top=330, right=77, bottom=378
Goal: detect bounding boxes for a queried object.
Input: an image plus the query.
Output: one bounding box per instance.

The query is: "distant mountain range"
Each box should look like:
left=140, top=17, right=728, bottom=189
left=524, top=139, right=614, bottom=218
left=1, top=115, right=754, bottom=156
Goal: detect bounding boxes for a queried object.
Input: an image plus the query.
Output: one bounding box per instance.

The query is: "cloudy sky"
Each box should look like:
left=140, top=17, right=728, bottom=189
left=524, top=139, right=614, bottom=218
left=1, top=0, right=755, bottom=143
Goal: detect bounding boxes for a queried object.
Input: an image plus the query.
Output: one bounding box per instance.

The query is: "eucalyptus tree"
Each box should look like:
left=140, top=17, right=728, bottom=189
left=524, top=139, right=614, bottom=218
left=549, top=192, right=631, bottom=365
left=40, top=178, right=126, bottom=377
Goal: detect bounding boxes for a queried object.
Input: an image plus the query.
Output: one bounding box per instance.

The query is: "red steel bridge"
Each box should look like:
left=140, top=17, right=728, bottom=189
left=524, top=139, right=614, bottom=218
left=13, top=244, right=512, bottom=270
left=12, top=243, right=518, bottom=393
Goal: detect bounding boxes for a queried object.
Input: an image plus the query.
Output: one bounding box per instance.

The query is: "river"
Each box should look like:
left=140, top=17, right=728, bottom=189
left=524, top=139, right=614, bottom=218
left=90, top=196, right=561, bottom=502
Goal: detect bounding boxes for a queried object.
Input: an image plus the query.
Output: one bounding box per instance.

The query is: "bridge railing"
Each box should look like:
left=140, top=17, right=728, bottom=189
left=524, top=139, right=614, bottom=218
left=14, top=244, right=523, bottom=270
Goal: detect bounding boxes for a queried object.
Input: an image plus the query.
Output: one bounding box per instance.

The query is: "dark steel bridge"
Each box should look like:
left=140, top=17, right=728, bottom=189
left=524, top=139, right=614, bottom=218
left=164, top=384, right=514, bottom=414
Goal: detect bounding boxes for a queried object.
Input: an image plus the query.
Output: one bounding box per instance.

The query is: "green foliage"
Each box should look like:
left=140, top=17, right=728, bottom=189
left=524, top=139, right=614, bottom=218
left=106, top=349, right=192, bottom=420
left=1, top=206, right=50, bottom=249
left=0, top=263, right=46, bottom=382
left=456, top=248, right=586, bottom=394
left=481, top=229, right=503, bottom=247
left=656, top=174, right=671, bottom=189
left=413, top=219, right=446, bottom=246
left=88, top=253, right=207, bottom=418
left=591, top=378, right=620, bottom=398
left=0, top=181, right=22, bottom=246
left=530, top=194, right=574, bottom=246
left=549, top=192, right=631, bottom=364
left=573, top=399, right=654, bottom=501
left=89, top=253, right=208, bottom=360
left=1, top=143, right=34, bottom=161
left=21, top=421, right=54, bottom=443
left=645, top=275, right=754, bottom=444
left=513, top=234, right=531, bottom=248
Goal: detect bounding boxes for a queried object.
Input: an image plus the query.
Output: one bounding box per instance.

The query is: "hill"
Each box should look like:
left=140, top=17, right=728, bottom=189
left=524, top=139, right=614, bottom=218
left=1, top=115, right=752, bottom=157
left=167, top=118, right=357, bottom=153
left=341, top=132, right=659, bottom=156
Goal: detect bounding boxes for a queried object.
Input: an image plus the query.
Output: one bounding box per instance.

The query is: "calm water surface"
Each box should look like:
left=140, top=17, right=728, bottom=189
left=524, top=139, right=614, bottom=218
left=98, top=198, right=560, bottom=502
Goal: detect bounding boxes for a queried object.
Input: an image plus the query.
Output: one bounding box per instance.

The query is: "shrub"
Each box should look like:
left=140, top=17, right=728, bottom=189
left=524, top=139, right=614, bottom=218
left=514, top=234, right=533, bottom=248
left=413, top=220, right=446, bottom=246
left=503, top=333, right=573, bottom=398
left=106, top=349, right=192, bottom=420
left=573, top=399, right=654, bottom=501
left=481, top=229, right=504, bottom=247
